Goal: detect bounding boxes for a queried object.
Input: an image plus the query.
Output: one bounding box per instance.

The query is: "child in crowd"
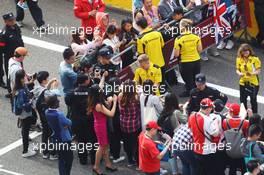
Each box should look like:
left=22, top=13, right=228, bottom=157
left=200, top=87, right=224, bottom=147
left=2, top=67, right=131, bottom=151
left=244, top=160, right=261, bottom=175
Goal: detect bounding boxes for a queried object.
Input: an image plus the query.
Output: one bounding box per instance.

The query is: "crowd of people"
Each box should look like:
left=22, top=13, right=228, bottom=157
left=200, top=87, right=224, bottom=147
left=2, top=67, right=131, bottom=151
left=0, top=0, right=264, bottom=175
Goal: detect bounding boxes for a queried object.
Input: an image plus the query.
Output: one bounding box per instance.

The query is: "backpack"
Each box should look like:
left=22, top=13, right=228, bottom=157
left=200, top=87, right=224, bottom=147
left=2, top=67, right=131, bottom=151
left=224, top=119, right=245, bottom=158
left=36, top=89, right=48, bottom=115
left=13, top=88, right=31, bottom=115
left=158, top=113, right=175, bottom=138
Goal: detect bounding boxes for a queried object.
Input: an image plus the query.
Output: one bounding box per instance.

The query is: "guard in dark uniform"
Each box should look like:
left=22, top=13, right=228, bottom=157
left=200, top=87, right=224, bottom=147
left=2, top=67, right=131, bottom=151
left=187, top=73, right=228, bottom=114
left=0, top=13, right=24, bottom=90
left=93, top=46, right=119, bottom=84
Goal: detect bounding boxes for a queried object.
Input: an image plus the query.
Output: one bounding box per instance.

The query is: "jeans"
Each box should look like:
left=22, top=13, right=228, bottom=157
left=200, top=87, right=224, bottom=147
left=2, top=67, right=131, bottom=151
left=58, top=142, right=73, bottom=175
left=15, top=0, right=45, bottom=27
left=176, top=150, right=197, bottom=175
left=21, top=116, right=35, bottom=153
left=145, top=171, right=160, bottom=175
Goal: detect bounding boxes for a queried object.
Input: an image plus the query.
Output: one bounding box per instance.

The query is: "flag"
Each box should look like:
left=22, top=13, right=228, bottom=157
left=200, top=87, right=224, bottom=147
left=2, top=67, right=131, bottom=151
left=213, top=0, right=233, bottom=44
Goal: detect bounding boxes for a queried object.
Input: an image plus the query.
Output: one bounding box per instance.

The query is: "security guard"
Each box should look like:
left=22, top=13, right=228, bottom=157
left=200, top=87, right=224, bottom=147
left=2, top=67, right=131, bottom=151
left=187, top=73, right=228, bottom=115
left=93, top=46, right=119, bottom=84
left=0, top=12, right=24, bottom=89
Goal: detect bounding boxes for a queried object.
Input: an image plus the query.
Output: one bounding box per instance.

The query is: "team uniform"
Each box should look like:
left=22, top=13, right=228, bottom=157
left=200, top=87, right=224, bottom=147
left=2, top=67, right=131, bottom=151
left=174, top=32, right=201, bottom=94
left=236, top=55, right=261, bottom=113
left=187, top=86, right=228, bottom=114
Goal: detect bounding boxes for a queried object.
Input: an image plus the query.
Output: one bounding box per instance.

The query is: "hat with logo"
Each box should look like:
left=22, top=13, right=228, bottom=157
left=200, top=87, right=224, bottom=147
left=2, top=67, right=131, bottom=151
left=146, top=121, right=162, bottom=130
left=3, top=13, right=15, bottom=20
left=200, top=98, right=213, bottom=108
left=98, top=46, right=114, bottom=59
left=195, top=73, right=206, bottom=84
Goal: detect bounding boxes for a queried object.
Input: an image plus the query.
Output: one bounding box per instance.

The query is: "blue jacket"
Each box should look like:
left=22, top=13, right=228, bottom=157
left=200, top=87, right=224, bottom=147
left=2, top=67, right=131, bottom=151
left=59, top=61, right=77, bottom=95
left=45, top=109, right=72, bottom=142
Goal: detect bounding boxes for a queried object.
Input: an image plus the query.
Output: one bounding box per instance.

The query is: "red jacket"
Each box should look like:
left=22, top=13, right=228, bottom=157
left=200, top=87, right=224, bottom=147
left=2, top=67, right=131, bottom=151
left=74, top=0, right=106, bottom=33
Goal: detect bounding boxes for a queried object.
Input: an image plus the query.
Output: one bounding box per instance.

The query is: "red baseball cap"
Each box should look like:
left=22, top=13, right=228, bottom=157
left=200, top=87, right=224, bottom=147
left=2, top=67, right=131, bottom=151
left=227, top=103, right=240, bottom=116
left=146, top=121, right=162, bottom=130
left=200, top=98, right=213, bottom=108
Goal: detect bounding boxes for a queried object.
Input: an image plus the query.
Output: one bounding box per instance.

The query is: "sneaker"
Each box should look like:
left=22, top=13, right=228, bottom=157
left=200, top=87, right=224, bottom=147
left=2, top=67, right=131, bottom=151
left=0, top=79, right=6, bottom=89
left=217, top=41, right=226, bottom=50
left=36, top=24, right=48, bottom=32
left=42, top=153, right=49, bottom=159
left=127, top=160, right=136, bottom=167
left=160, top=168, right=168, bottom=175
left=225, top=40, right=234, bottom=50
left=113, top=156, right=125, bottom=163
left=179, top=91, right=190, bottom=98
left=210, top=50, right=220, bottom=57
left=5, top=93, right=11, bottom=98
left=49, top=154, right=58, bottom=160
left=16, top=21, right=24, bottom=28
left=201, top=56, right=209, bottom=61
left=22, top=149, right=37, bottom=158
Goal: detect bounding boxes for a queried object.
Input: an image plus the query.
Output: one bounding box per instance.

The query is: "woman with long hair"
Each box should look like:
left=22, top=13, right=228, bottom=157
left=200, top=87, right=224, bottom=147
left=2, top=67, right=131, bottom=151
left=236, top=43, right=261, bottom=113
left=12, top=69, right=37, bottom=158
left=87, top=84, right=118, bottom=175
left=118, top=79, right=141, bottom=167
left=71, top=29, right=101, bottom=56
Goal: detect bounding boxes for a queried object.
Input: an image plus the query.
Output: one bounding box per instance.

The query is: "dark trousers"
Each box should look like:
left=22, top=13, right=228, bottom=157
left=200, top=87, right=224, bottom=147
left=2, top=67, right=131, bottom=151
left=58, top=142, right=73, bottom=175
left=215, top=150, right=227, bottom=175
left=15, top=0, right=45, bottom=27
left=255, top=8, right=264, bottom=43
left=145, top=171, right=160, bottom=175
left=72, top=116, right=97, bottom=165
left=39, top=111, right=55, bottom=155
left=21, top=116, right=35, bottom=153
left=240, top=84, right=259, bottom=113
left=122, top=130, right=141, bottom=164
left=179, top=60, right=201, bottom=92
left=227, top=157, right=246, bottom=175
left=109, top=127, right=122, bottom=159
left=195, top=153, right=219, bottom=175
left=0, top=54, right=11, bottom=84
left=176, top=150, right=197, bottom=175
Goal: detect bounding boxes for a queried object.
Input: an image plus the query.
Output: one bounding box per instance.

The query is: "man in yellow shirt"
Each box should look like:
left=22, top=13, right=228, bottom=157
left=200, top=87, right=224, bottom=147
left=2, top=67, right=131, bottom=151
left=134, top=54, right=163, bottom=95
left=137, top=17, right=165, bottom=69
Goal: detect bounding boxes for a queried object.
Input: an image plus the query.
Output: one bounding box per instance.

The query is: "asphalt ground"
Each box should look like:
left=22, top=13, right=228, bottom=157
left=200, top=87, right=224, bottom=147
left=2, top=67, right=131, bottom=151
left=0, top=0, right=263, bottom=175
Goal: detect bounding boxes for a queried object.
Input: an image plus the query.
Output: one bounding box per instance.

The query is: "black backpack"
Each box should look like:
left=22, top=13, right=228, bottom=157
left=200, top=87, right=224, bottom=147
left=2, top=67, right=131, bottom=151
left=158, top=113, right=174, bottom=138
left=36, top=89, right=48, bottom=115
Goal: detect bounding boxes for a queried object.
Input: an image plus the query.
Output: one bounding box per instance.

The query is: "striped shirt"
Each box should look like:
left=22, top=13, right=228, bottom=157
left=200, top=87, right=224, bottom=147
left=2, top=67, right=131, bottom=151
left=119, top=101, right=141, bottom=133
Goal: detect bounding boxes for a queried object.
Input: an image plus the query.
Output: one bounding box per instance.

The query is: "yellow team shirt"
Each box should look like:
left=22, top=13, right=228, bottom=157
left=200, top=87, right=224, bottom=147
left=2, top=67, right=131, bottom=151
left=236, top=56, right=261, bottom=86
left=174, top=32, right=202, bottom=63
left=137, top=28, right=165, bottom=67
left=134, top=63, right=162, bottom=85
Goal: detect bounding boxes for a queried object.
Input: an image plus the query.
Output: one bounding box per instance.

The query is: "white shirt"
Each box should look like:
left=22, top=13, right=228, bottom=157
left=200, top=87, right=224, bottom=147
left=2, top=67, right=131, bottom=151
left=8, top=58, right=23, bottom=90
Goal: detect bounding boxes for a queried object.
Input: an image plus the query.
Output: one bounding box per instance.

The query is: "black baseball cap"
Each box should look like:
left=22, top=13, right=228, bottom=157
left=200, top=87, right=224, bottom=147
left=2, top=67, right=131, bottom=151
left=3, top=13, right=15, bottom=21
left=213, top=99, right=225, bottom=112
left=195, top=73, right=206, bottom=84
left=173, top=7, right=184, bottom=15
left=98, top=46, right=113, bottom=59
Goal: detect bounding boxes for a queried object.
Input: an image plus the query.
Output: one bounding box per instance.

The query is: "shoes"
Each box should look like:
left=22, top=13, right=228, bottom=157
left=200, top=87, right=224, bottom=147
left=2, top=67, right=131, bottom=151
left=113, top=156, right=125, bottom=163
left=127, top=160, right=136, bottom=167
left=5, top=93, right=12, bottom=98
left=160, top=168, right=168, bottom=175
left=225, top=40, right=234, bottom=50
left=49, top=154, right=58, bottom=160
left=36, top=24, right=48, bottom=32
left=92, top=168, right=106, bottom=175
left=217, top=41, right=226, bottom=50
left=105, top=166, right=118, bottom=172
left=22, top=149, right=37, bottom=158
left=179, top=91, right=190, bottom=98
left=17, top=21, right=24, bottom=28
left=43, top=153, right=49, bottom=159
left=201, top=56, right=209, bottom=61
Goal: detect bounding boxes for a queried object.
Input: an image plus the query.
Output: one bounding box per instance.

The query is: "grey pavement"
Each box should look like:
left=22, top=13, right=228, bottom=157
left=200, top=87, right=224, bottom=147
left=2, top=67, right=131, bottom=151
left=0, top=0, right=263, bottom=175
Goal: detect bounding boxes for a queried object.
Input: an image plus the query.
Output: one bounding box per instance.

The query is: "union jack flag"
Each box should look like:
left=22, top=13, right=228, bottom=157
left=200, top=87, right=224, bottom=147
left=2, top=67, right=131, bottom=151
left=213, top=0, right=236, bottom=44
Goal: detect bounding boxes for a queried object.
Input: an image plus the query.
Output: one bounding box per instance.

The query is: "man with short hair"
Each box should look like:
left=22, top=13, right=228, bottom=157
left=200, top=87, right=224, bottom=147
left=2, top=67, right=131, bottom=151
left=59, top=47, right=77, bottom=118
left=158, top=0, right=177, bottom=21
left=0, top=12, right=24, bottom=89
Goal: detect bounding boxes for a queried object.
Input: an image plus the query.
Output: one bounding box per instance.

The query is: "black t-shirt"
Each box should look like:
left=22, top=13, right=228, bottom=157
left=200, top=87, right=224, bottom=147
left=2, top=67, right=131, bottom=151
left=93, top=62, right=119, bottom=82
